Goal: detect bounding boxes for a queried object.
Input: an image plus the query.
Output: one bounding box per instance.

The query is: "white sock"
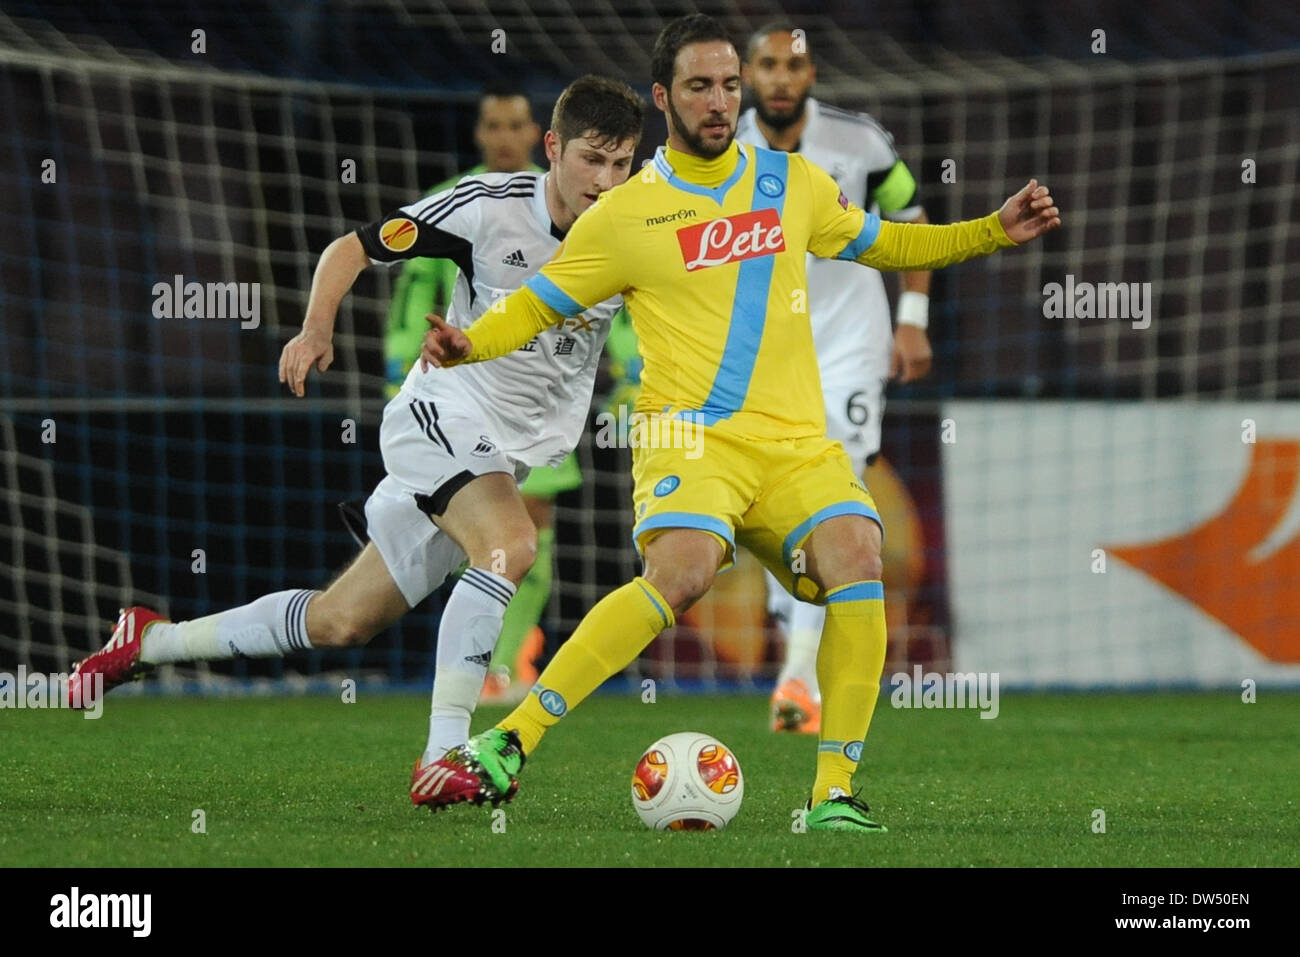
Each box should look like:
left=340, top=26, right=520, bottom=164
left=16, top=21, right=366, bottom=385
left=766, top=570, right=824, bottom=700
left=140, top=589, right=317, bottom=664
left=422, top=567, right=515, bottom=764
left=765, top=568, right=795, bottom=630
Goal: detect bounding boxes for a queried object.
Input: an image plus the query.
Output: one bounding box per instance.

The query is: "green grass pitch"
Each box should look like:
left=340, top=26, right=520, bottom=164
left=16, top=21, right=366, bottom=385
left=2, top=691, right=1296, bottom=867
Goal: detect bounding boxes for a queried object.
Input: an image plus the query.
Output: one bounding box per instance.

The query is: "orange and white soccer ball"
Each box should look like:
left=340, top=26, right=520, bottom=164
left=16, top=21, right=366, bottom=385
left=631, top=731, right=744, bottom=830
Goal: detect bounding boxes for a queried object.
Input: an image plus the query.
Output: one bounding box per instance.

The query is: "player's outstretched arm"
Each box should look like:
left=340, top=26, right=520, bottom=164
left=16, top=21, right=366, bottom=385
left=892, top=207, right=934, bottom=383
left=419, top=195, right=625, bottom=372
left=843, top=180, right=1061, bottom=274
left=419, top=285, right=563, bottom=370
left=279, top=233, right=370, bottom=397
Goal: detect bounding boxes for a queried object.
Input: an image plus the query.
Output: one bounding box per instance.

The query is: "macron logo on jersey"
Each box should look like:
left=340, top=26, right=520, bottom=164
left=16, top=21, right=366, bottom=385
left=677, top=209, right=785, bottom=272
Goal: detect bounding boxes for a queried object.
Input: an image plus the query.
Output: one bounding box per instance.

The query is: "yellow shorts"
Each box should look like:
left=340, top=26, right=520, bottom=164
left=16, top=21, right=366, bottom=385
left=630, top=425, right=883, bottom=604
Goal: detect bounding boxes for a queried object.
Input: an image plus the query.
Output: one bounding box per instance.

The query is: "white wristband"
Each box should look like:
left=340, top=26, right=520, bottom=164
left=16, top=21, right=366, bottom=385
left=896, top=291, right=929, bottom=330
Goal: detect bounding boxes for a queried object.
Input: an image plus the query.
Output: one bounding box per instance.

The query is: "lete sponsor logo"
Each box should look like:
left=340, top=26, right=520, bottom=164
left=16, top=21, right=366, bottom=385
left=677, top=209, right=785, bottom=272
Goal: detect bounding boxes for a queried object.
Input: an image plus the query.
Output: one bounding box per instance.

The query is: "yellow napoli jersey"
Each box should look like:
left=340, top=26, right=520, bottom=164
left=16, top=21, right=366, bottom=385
left=524, top=141, right=868, bottom=441
left=456, top=140, right=1014, bottom=438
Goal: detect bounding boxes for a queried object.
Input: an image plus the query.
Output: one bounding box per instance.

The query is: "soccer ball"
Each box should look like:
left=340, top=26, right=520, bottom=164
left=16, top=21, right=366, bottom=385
left=630, top=731, right=744, bottom=830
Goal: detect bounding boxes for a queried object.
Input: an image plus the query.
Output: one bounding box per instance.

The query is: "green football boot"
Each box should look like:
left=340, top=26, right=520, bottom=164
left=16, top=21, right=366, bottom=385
left=461, top=728, right=526, bottom=798
left=805, top=789, right=889, bottom=833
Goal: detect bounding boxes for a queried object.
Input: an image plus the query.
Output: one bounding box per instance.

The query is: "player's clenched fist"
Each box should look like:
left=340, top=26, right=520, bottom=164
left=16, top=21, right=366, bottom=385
left=278, top=325, right=334, bottom=397
left=419, top=314, right=473, bottom=371
left=997, top=179, right=1061, bottom=243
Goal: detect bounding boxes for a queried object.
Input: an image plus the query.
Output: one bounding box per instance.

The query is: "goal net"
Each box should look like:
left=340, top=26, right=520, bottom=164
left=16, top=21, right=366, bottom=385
left=2, top=6, right=1297, bottom=692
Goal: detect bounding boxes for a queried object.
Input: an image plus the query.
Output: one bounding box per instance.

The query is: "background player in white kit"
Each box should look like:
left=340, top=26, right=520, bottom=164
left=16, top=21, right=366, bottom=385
left=738, top=23, right=934, bottom=733
left=68, top=75, right=645, bottom=809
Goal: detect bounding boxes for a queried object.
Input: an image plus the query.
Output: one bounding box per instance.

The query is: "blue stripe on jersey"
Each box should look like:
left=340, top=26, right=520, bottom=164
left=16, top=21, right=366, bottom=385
left=686, top=147, right=787, bottom=427
left=659, top=146, right=749, bottom=205
left=632, top=512, right=735, bottom=556
left=653, top=150, right=673, bottom=181
left=524, top=273, right=586, bottom=317
left=781, top=501, right=884, bottom=568
left=835, top=211, right=882, bottom=261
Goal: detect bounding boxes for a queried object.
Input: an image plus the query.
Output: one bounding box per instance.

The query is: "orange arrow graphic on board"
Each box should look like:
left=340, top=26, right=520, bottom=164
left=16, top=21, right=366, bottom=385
left=1106, top=439, right=1300, bottom=662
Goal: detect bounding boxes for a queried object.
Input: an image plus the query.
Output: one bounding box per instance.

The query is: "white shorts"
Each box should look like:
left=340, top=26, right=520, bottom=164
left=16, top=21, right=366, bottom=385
left=822, top=376, right=888, bottom=476
left=365, top=388, right=529, bottom=607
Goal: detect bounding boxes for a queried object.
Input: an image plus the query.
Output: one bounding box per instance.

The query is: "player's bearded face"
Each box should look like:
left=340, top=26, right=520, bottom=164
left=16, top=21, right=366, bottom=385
left=667, top=93, right=734, bottom=158
left=665, top=43, right=742, bottom=158
left=754, top=87, right=810, bottom=132
left=746, top=33, right=816, bottom=132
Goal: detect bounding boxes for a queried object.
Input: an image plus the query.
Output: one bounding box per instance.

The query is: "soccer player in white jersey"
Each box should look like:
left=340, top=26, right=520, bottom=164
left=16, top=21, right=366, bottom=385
left=737, top=23, right=934, bottom=733
left=68, top=75, right=645, bottom=810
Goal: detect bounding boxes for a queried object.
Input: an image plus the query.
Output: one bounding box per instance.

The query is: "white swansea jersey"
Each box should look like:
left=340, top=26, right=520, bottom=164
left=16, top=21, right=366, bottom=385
left=357, top=171, right=621, bottom=467
left=737, top=98, right=923, bottom=391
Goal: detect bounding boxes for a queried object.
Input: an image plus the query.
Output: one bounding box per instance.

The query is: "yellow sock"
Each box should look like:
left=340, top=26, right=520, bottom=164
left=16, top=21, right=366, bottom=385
left=499, top=577, right=674, bottom=754
left=812, top=581, right=887, bottom=805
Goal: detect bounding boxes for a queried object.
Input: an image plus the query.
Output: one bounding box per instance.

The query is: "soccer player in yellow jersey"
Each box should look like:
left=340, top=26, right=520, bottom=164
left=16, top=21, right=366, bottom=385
left=419, top=14, right=1061, bottom=831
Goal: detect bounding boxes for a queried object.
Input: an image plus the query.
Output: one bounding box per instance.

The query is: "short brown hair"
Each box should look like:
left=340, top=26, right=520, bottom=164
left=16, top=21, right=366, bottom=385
left=551, top=74, right=645, bottom=150
left=650, top=14, right=736, bottom=91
